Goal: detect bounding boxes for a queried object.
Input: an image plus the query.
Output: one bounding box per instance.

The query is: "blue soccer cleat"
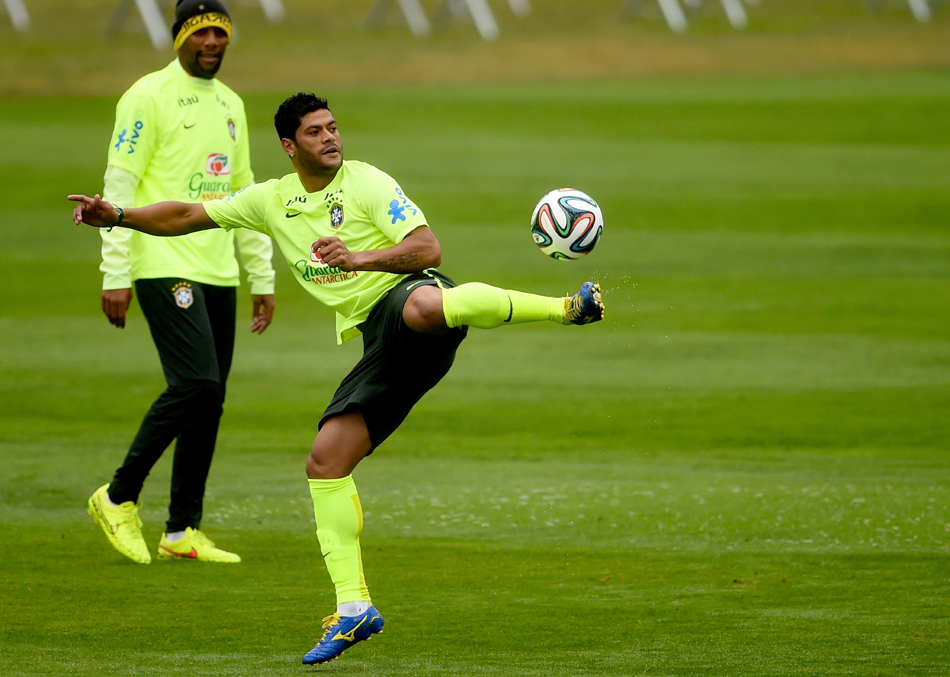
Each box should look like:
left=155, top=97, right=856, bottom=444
left=302, top=606, right=385, bottom=665
left=563, top=281, right=605, bottom=325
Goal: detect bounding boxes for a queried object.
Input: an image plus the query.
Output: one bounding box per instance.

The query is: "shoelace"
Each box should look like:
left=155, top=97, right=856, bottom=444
left=565, top=287, right=603, bottom=324
left=320, top=613, right=344, bottom=640
left=112, top=503, right=143, bottom=531
left=130, top=505, right=143, bottom=529
left=566, top=293, right=585, bottom=320
left=191, top=530, right=216, bottom=549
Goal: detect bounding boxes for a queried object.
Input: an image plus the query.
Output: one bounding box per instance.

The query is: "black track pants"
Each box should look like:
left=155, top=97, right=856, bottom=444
left=107, top=278, right=236, bottom=533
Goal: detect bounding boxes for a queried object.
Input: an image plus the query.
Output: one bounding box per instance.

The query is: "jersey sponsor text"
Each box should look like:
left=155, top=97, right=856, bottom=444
left=294, top=259, right=358, bottom=285
left=189, top=173, right=232, bottom=201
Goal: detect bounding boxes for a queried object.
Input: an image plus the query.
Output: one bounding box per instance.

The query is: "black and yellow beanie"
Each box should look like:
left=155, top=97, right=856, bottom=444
left=172, top=0, right=232, bottom=51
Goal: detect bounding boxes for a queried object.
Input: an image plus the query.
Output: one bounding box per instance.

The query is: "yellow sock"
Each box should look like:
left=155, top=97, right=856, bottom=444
left=441, top=282, right=564, bottom=329
left=308, top=477, right=370, bottom=605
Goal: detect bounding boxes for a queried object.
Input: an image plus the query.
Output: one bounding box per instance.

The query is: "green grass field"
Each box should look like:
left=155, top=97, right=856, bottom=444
left=1, top=68, right=949, bottom=674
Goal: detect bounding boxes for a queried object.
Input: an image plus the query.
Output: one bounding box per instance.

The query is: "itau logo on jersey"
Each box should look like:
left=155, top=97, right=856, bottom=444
left=206, top=153, right=230, bottom=176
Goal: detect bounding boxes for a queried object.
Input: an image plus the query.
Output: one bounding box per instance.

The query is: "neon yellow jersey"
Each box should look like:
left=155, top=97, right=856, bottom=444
left=104, top=59, right=260, bottom=287
left=204, top=161, right=428, bottom=343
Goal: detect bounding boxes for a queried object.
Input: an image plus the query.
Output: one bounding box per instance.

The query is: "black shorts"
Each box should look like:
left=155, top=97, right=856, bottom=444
left=320, top=269, right=468, bottom=452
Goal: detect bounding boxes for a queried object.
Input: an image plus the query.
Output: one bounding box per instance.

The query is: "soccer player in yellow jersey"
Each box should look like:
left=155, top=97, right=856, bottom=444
left=71, top=93, right=604, bottom=663
left=85, top=0, right=276, bottom=565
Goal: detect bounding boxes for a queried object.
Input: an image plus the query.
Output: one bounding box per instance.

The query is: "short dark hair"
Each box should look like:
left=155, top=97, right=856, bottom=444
left=274, top=93, right=330, bottom=141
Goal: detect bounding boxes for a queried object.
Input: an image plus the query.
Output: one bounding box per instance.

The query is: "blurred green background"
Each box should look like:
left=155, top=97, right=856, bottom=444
left=3, top=0, right=950, bottom=93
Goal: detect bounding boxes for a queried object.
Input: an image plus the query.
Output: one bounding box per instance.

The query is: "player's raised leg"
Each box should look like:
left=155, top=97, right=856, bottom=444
left=407, top=280, right=605, bottom=332
left=303, top=410, right=384, bottom=664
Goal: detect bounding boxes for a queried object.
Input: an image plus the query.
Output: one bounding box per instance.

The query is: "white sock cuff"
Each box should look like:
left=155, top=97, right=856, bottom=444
left=336, top=600, right=371, bottom=616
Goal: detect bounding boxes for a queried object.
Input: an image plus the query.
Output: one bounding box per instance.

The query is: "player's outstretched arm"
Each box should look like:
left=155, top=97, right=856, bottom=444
left=314, top=226, right=441, bottom=273
left=68, top=194, right=218, bottom=236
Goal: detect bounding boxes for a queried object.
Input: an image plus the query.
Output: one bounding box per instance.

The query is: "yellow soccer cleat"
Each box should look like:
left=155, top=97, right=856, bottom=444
left=87, top=483, right=151, bottom=564
left=157, top=527, right=241, bottom=563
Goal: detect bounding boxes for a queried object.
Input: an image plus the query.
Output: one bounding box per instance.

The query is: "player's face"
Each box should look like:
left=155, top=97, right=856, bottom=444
left=293, top=109, right=343, bottom=176
left=178, top=27, right=229, bottom=80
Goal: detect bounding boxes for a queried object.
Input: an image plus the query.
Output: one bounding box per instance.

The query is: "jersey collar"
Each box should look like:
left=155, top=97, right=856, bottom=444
left=170, top=58, right=217, bottom=90
left=278, top=164, right=346, bottom=213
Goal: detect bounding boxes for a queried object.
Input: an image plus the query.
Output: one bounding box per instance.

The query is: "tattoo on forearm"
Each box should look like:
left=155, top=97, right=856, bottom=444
left=375, top=252, right=419, bottom=270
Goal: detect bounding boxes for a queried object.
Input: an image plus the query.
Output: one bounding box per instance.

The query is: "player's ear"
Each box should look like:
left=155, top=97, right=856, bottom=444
left=280, top=137, right=296, bottom=158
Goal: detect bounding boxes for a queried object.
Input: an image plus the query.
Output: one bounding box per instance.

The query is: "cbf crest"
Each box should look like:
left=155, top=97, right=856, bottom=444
left=227, top=118, right=236, bottom=141
left=330, top=203, right=344, bottom=229
left=172, top=281, right=194, bottom=309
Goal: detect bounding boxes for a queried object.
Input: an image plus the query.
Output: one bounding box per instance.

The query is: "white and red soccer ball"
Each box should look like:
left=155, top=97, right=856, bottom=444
left=530, top=188, right=603, bottom=260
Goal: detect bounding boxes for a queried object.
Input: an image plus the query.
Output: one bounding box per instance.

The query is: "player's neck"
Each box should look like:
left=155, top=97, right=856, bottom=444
left=177, top=55, right=218, bottom=82
left=297, top=167, right=339, bottom=194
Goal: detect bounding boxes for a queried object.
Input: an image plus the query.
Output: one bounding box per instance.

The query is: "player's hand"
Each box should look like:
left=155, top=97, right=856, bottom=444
left=251, top=294, right=275, bottom=334
left=68, top=194, right=120, bottom=228
left=313, top=236, right=356, bottom=271
left=102, top=288, right=133, bottom=329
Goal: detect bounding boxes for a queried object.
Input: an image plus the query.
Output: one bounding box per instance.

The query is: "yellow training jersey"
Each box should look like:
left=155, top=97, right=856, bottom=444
left=101, top=59, right=273, bottom=292
left=204, top=160, right=428, bottom=343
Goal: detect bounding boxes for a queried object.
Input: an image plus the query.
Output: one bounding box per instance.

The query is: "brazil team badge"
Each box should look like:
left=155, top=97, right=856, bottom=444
left=228, top=118, right=236, bottom=141
left=172, top=281, right=194, bottom=309
left=330, top=203, right=344, bottom=229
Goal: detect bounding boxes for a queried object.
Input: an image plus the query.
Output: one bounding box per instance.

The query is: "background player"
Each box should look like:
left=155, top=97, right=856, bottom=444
left=86, top=0, right=276, bottom=565
left=70, top=92, right=603, bottom=662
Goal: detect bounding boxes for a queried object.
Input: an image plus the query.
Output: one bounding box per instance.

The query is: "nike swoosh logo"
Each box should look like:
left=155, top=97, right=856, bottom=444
left=504, top=296, right=513, bottom=323
left=160, top=545, right=198, bottom=559
left=286, top=212, right=302, bottom=218
left=405, top=280, right=429, bottom=292
left=333, top=616, right=369, bottom=643
left=183, top=123, right=196, bottom=129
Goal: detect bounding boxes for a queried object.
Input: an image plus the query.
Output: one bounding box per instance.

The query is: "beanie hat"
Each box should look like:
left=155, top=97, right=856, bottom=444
left=172, top=0, right=232, bottom=52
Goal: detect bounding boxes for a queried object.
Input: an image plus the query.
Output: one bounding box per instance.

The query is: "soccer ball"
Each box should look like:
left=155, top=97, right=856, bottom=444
left=530, top=188, right=603, bottom=260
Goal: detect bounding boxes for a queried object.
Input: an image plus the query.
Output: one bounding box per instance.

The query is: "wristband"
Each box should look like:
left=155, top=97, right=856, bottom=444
left=107, top=205, right=124, bottom=232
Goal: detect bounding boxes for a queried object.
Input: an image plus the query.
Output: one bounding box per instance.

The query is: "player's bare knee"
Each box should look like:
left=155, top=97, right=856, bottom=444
left=403, top=286, right=448, bottom=334
left=306, top=448, right=346, bottom=480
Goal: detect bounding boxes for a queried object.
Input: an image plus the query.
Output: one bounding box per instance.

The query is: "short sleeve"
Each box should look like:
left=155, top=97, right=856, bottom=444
left=356, top=166, right=428, bottom=243
left=203, top=182, right=272, bottom=235
left=107, top=90, right=157, bottom=179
